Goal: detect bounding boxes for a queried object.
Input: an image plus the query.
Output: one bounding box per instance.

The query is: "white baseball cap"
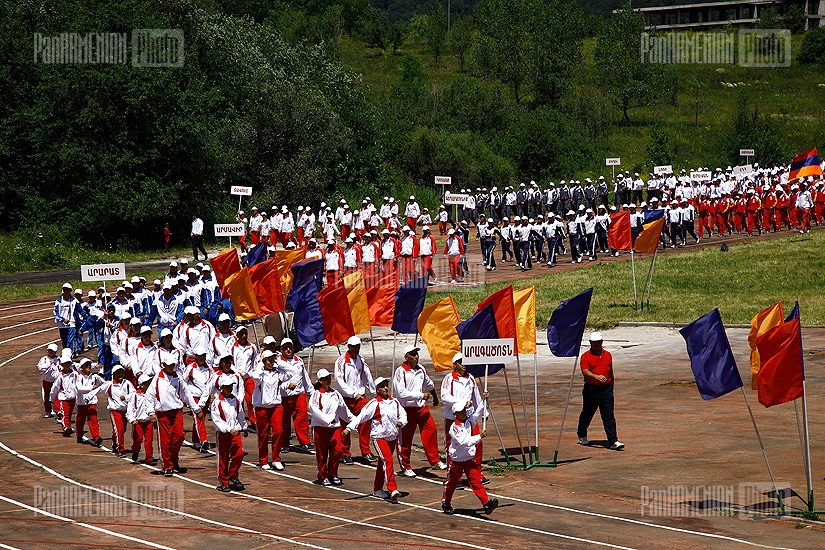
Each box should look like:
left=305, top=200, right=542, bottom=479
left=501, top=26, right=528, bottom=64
left=261, top=350, right=276, bottom=359
left=193, top=346, right=208, bottom=356
left=452, top=401, right=467, bottom=414
left=452, top=352, right=464, bottom=364
left=218, top=374, right=236, bottom=387
left=316, top=368, right=331, bottom=380
left=374, top=377, right=390, bottom=387
left=589, top=332, right=603, bottom=342
left=47, top=343, right=58, bottom=352
left=138, top=374, right=152, bottom=385
left=263, top=335, right=276, bottom=345
left=403, top=344, right=420, bottom=355
left=112, top=365, right=125, bottom=374
left=347, top=336, right=361, bottom=346
left=140, top=325, right=152, bottom=334
left=280, top=337, right=293, bottom=347
left=218, top=313, right=231, bottom=322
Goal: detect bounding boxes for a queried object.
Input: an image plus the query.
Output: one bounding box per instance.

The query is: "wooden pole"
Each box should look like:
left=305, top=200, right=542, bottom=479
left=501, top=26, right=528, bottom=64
left=503, top=368, right=526, bottom=465
left=552, top=355, right=580, bottom=466
left=740, top=386, right=784, bottom=514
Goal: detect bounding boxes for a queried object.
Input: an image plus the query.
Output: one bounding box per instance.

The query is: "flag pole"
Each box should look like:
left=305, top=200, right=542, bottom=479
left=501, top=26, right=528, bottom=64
left=802, top=380, right=814, bottom=512
left=307, top=345, right=314, bottom=378
left=483, top=364, right=489, bottom=433
left=644, top=248, right=659, bottom=312
left=514, top=354, right=533, bottom=465
left=392, top=332, right=397, bottom=377
left=487, top=401, right=510, bottom=466
left=502, top=367, right=527, bottom=465
left=551, top=355, right=580, bottom=467
left=793, top=400, right=809, bottom=494
left=368, top=326, right=377, bottom=377
left=740, top=386, right=784, bottom=515
left=631, top=250, right=637, bottom=311
left=533, top=353, right=539, bottom=462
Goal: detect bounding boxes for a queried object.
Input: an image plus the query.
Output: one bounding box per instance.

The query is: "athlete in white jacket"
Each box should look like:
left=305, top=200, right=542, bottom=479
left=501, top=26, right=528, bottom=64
left=310, top=368, right=354, bottom=485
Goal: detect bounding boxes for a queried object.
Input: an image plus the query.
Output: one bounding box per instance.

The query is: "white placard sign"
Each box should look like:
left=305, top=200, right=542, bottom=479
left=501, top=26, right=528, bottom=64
left=733, top=164, right=753, bottom=177
left=690, top=170, right=712, bottom=181
left=461, top=338, right=516, bottom=365
left=81, top=263, right=126, bottom=282
left=606, top=158, right=621, bottom=166
left=230, top=185, right=252, bottom=196
left=739, top=149, right=755, bottom=157
left=214, top=224, right=246, bottom=237
left=434, top=176, right=452, bottom=185
left=444, top=192, right=471, bottom=206
left=654, top=165, right=673, bottom=175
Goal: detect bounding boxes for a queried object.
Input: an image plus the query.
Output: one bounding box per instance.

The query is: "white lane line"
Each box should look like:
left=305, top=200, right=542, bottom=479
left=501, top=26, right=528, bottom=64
left=353, top=454, right=798, bottom=550
left=0, top=326, right=56, bottom=346
left=0, top=542, right=22, bottom=550
left=0, top=309, right=51, bottom=320
left=0, top=317, right=53, bottom=332
left=0, top=494, right=176, bottom=550
left=0, top=441, right=331, bottom=550
left=183, top=439, right=633, bottom=550
left=0, top=302, right=53, bottom=312
left=0, top=339, right=60, bottom=368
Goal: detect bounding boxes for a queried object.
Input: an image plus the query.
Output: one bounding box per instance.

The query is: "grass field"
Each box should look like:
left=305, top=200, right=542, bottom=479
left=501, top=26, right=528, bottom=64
left=429, top=229, right=825, bottom=329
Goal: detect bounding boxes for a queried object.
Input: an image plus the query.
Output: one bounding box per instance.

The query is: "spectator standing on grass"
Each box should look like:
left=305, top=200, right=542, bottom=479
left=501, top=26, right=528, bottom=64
left=164, top=223, right=172, bottom=252
left=577, top=332, right=624, bottom=451
left=191, top=213, right=208, bottom=262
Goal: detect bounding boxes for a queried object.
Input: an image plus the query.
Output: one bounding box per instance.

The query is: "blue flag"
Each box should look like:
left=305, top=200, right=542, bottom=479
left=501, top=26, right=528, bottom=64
left=456, top=304, right=504, bottom=378
left=392, top=275, right=429, bottom=334
left=679, top=309, right=743, bottom=400
left=286, top=260, right=323, bottom=310
left=242, top=243, right=268, bottom=268
left=285, top=259, right=324, bottom=348
left=643, top=209, right=665, bottom=224
left=546, top=288, right=593, bottom=357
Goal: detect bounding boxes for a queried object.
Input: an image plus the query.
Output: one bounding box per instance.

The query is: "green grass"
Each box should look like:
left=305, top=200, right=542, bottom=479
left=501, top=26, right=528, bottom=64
left=428, top=230, right=825, bottom=329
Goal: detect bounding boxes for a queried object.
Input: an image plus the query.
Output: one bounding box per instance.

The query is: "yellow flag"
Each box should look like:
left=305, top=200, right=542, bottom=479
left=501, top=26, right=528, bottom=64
left=513, top=287, right=537, bottom=354
left=274, top=249, right=308, bottom=297
left=748, top=302, right=784, bottom=389
left=418, top=296, right=461, bottom=371
left=342, top=271, right=371, bottom=335
left=224, top=268, right=261, bottom=321
left=633, top=217, right=665, bottom=254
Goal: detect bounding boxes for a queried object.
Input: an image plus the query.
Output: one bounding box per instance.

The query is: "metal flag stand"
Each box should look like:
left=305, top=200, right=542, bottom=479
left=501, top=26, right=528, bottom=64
left=548, top=354, right=581, bottom=468
left=483, top=365, right=511, bottom=467
left=740, top=386, right=785, bottom=515
left=631, top=250, right=638, bottom=312
left=643, top=248, right=659, bottom=312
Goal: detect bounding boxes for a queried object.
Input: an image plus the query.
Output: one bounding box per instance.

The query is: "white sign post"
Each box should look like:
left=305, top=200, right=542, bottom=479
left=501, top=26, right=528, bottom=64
left=606, top=158, right=621, bottom=181
left=461, top=338, right=516, bottom=365
left=740, top=149, right=754, bottom=165
left=229, top=186, right=253, bottom=247
left=81, top=263, right=126, bottom=297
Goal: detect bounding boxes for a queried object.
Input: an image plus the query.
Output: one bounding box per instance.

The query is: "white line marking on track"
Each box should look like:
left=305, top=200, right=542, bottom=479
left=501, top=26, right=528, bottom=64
left=0, top=326, right=56, bottom=346
left=0, top=494, right=176, bottom=550
left=0, top=339, right=60, bottom=368
left=0, top=308, right=52, bottom=320
left=0, top=302, right=53, bottom=312
left=0, top=441, right=331, bottom=550
left=0, top=542, right=22, bottom=550
left=0, top=317, right=53, bottom=331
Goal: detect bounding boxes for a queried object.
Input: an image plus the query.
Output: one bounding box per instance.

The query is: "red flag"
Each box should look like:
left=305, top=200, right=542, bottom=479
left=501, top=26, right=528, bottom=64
left=365, top=269, right=397, bottom=327
left=317, top=283, right=355, bottom=345
left=476, top=285, right=518, bottom=354
left=210, top=249, right=241, bottom=292
left=755, top=317, right=804, bottom=408
left=608, top=211, right=632, bottom=251
left=248, top=258, right=285, bottom=315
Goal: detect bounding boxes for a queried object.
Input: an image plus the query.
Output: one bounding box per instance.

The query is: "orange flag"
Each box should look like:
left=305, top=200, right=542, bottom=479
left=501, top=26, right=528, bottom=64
left=748, top=302, right=784, bottom=389
left=418, top=296, right=461, bottom=371
left=633, top=217, right=665, bottom=254
left=755, top=317, right=804, bottom=407
left=224, top=268, right=261, bottom=321
left=210, top=248, right=241, bottom=292
left=318, top=283, right=354, bottom=345
left=342, top=271, right=371, bottom=334
left=513, top=286, right=537, bottom=355
left=608, top=211, right=632, bottom=251
left=366, top=269, right=397, bottom=327
left=274, top=249, right=308, bottom=297
left=476, top=285, right=518, bottom=354
left=248, top=258, right=285, bottom=315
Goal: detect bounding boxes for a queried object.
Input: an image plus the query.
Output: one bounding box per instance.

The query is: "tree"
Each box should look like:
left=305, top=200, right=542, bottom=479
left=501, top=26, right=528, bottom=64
left=448, top=16, right=474, bottom=72
left=530, top=0, right=586, bottom=108
left=594, top=2, right=677, bottom=124
left=784, top=4, right=807, bottom=35
left=387, top=21, right=406, bottom=54
left=364, top=7, right=393, bottom=49
left=646, top=124, right=674, bottom=167
left=757, top=6, right=779, bottom=29
left=798, top=26, right=825, bottom=63
left=474, top=0, right=535, bottom=102
left=424, top=1, right=447, bottom=65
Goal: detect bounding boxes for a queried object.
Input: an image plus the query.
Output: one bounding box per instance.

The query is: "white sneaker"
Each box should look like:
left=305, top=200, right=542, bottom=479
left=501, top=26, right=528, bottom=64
left=610, top=441, right=625, bottom=450
left=435, top=461, right=448, bottom=470
left=578, top=437, right=590, bottom=446
left=373, top=490, right=388, bottom=499
left=450, top=279, right=457, bottom=284
left=389, top=490, right=401, bottom=501
left=272, top=461, right=285, bottom=471
left=259, top=463, right=272, bottom=470
left=401, top=469, right=417, bottom=477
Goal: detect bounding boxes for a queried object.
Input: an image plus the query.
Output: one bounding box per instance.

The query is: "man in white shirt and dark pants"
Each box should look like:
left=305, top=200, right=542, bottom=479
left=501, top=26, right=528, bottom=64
left=191, top=213, right=208, bottom=261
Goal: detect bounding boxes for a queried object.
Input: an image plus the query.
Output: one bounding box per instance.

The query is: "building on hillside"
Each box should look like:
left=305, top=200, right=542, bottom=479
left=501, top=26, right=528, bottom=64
left=619, top=1, right=825, bottom=30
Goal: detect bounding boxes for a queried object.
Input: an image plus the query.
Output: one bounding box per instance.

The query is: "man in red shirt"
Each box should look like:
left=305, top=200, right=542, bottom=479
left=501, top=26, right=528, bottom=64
left=577, top=332, right=624, bottom=450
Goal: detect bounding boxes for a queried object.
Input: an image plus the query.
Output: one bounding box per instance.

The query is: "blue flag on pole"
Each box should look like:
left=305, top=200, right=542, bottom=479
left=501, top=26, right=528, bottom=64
left=546, top=288, right=593, bottom=358
left=242, top=243, right=268, bottom=268
left=643, top=209, right=665, bottom=224
left=391, top=275, right=429, bottom=334
left=456, top=304, right=504, bottom=378
left=285, top=259, right=324, bottom=348
left=679, top=309, right=743, bottom=400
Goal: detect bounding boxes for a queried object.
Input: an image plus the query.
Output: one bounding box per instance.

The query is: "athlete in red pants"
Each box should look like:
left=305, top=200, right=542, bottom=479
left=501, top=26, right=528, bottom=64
left=148, top=355, right=193, bottom=476
left=100, top=366, right=135, bottom=455
left=309, top=368, right=354, bottom=485
left=50, top=354, right=77, bottom=436
left=252, top=350, right=284, bottom=470
left=212, top=376, right=248, bottom=492
left=441, top=403, right=498, bottom=515
left=393, top=346, right=446, bottom=475
left=75, top=358, right=104, bottom=446
left=278, top=339, right=314, bottom=451
left=127, top=374, right=156, bottom=464
left=335, top=337, right=376, bottom=463
left=37, top=344, right=60, bottom=417
left=345, top=378, right=406, bottom=501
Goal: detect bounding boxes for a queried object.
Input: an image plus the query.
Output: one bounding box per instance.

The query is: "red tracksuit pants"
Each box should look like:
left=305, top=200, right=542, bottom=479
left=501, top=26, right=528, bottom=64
left=313, top=425, right=343, bottom=482
left=59, top=399, right=75, bottom=432
left=192, top=410, right=208, bottom=445
left=421, top=255, right=435, bottom=279
left=401, top=256, right=416, bottom=283
left=216, top=431, right=244, bottom=486
left=398, top=405, right=440, bottom=470
left=255, top=406, right=283, bottom=465
left=444, top=419, right=482, bottom=468
left=373, top=438, right=398, bottom=492
left=244, top=378, right=255, bottom=421
left=448, top=255, right=463, bottom=281
left=110, top=409, right=127, bottom=452
left=156, top=409, right=184, bottom=469
left=343, top=396, right=371, bottom=456
left=442, top=459, right=490, bottom=507
left=281, top=394, right=311, bottom=446
left=76, top=404, right=100, bottom=442
left=131, top=421, right=154, bottom=460
left=42, top=380, right=58, bottom=415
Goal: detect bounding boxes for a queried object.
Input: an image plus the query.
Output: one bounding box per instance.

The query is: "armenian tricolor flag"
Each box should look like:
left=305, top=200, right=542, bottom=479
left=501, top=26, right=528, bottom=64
left=789, top=147, right=823, bottom=181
